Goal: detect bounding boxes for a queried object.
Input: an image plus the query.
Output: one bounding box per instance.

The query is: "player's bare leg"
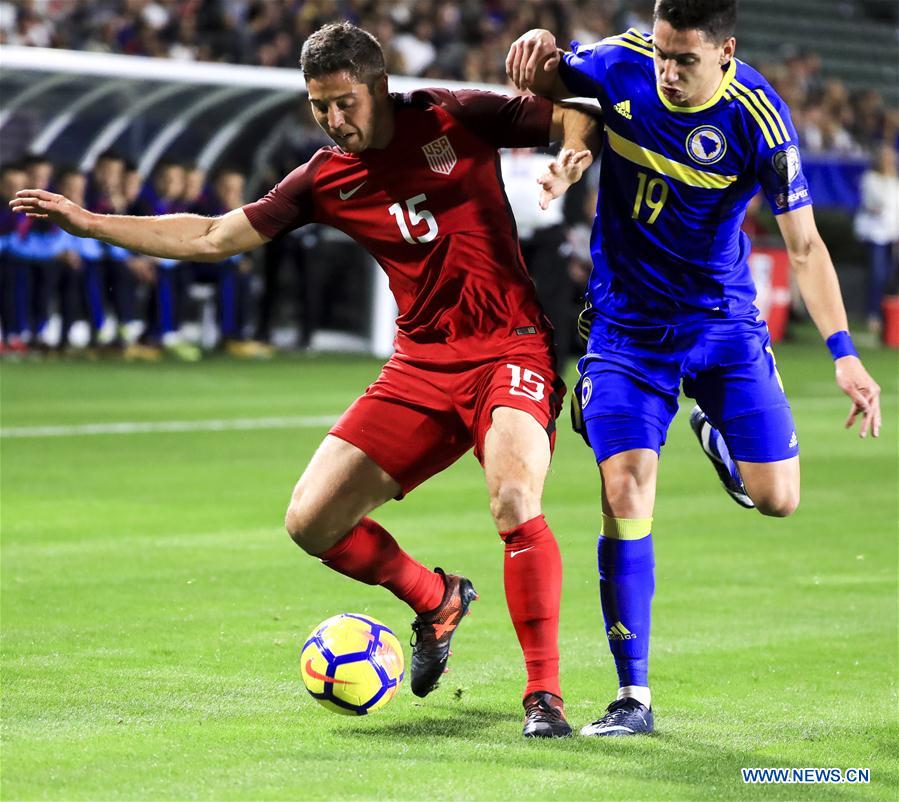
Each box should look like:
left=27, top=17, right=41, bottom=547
left=736, top=457, right=800, bottom=517
left=483, top=407, right=571, bottom=737
left=483, top=407, right=551, bottom=530
left=580, top=447, right=658, bottom=736
left=598, top=449, right=659, bottom=520
left=285, top=435, right=400, bottom=555
left=285, top=435, right=476, bottom=699
left=285, top=436, right=445, bottom=615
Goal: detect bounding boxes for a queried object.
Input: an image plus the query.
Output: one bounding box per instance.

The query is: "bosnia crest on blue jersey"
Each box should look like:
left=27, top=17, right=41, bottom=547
left=686, top=125, right=727, bottom=165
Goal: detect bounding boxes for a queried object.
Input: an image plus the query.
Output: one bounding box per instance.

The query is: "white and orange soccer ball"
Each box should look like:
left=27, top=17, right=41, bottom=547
left=300, top=613, right=404, bottom=715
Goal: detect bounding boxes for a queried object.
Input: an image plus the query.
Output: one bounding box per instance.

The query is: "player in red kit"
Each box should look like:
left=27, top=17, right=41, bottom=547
left=11, top=22, right=597, bottom=737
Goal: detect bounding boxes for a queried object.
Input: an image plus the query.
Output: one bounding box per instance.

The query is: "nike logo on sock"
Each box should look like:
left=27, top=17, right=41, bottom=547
left=339, top=182, right=366, bottom=200
left=509, top=547, right=534, bottom=558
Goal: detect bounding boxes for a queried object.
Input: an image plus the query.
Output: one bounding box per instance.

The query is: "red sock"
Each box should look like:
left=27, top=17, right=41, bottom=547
left=318, top=517, right=445, bottom=614
left=500, top=514, right=563, bottom=699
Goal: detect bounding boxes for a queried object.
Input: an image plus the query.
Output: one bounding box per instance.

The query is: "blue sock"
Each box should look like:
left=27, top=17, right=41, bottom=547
left=598, top=516, right=654, bottom=689
left=708, top=423, right=744, bottom=487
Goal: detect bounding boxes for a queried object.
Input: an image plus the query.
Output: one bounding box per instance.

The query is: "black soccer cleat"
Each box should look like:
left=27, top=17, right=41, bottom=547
left=689, top=405, right=755, bottom=509
left=522, top=691, right=572, bottom=738
left=580, top=697, right=654, bottom=737
left=409, top=568, right=478, bottom=697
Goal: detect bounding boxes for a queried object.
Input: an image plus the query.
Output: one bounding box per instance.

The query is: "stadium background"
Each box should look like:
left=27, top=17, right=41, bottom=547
left=1, top=2, right=896, bottom=801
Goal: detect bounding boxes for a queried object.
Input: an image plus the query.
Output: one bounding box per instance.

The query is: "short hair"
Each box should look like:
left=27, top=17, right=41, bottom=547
left=300, top=22, right=386, bottom=88
left=212, top=165, right=243, bottom=182
left=654, top=0, right=738, bottom=43
left=22, top=154, right=53, bottom=168
left=95, top=149, right=124, bottom=164
left=56, top=166, right=85, bottom=184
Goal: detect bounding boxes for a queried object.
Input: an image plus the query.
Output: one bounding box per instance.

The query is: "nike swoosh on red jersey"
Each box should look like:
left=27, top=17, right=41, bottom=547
left=338, top=182, right=366, bottom=200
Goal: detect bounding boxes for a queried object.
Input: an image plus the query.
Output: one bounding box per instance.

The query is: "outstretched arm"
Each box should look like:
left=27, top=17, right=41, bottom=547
left=9, top=189, right=269, bottom=262
left=506, top=29, right=572, bottom=99
left=776, top=205, right=881, bottom=438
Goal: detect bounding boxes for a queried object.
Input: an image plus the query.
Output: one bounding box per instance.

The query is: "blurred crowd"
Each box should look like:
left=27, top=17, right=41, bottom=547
left=0, top=149, right=595, bottom=367
left=3, top=0, right=896, bottom=155
left=0, top=154, right=274, bottom=359
left=1, top=1, right=896, bottom=354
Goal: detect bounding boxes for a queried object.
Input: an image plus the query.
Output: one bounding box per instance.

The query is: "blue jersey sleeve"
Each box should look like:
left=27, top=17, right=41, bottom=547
left=558, top=41, right=607, bottom=100
left=752, top=93, right=812, bottom=215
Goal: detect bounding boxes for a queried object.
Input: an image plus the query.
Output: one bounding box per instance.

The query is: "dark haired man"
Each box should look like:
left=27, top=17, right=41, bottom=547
left=0, top=162, right=28, bottom=352
left=13, top=21, right=596, bottom=737
left=507, top=0, right=881, bottom=735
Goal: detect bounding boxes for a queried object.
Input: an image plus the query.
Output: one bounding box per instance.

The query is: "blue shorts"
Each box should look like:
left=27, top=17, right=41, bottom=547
left=576, top=318, right=799, bottom=464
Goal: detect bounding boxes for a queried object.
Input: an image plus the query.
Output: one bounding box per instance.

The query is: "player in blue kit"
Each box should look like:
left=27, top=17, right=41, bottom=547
left=507, top=0, right=882, bottom=736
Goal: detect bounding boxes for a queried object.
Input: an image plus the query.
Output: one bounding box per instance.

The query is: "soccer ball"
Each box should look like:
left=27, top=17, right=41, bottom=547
left=300, top=613, right=404, bottom=715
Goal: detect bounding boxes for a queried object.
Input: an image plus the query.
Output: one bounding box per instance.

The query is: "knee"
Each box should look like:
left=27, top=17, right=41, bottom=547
left=754, top=488, right=800, bottom=518
left=284, top=489, right=324, bottom=553
left=490, top=479, right=538, bottom=530
left=284, top=499, right=310, bottom=548
left=602, top=469, right=653, bottom=516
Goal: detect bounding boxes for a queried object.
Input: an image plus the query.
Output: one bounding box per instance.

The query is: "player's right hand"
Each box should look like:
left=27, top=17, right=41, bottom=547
left=506, top=29, right=560, bottom=90
left=9, top=189, right=93, bottom=238
left=835, top=355, right=882, bottom=439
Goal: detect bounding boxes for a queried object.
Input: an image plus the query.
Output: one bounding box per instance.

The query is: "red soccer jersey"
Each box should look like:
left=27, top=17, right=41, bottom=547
left=242, top=89, right=554, bottom=363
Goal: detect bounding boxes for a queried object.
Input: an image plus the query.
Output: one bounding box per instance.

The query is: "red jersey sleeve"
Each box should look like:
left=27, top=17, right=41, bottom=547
left=242, top=150, right=330, bottom=238
left=409, top=89, right=552, bottom=150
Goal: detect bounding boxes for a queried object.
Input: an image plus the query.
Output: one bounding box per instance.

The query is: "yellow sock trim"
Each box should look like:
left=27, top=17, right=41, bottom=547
left=601, top=515, right=652, bottom=540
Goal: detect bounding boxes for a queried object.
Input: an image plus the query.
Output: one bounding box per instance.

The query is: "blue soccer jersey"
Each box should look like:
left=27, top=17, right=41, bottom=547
left=559, top=28, right=812, bottom=328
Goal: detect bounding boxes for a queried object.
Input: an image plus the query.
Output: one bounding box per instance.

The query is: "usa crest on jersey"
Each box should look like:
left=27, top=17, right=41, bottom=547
left=422, top=136, right=457, bottom=175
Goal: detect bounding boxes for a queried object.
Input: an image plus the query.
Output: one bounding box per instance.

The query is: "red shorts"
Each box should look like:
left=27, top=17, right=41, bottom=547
left=330, top=344, right=565, bottom=496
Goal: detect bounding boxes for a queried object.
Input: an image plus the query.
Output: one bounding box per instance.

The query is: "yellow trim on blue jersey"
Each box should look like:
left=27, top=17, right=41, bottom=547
left=755, top=89, right=790, bottom=142
left=731, top=80, right=785, bottom=146
left=605, top=126, right=738, bottom=190
left=727, top=85, right=776, bottom=148
left=602, top=36, right=654, bottom=58
left=619, top=28, right=654, bottom=50
left=656, top=59, right=736, bottom=113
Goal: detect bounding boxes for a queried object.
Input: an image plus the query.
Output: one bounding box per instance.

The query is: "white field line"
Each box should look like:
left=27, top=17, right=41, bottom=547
left=0, top=394, right=890, bottom=440
left=0, top=415, right=338, bottom=439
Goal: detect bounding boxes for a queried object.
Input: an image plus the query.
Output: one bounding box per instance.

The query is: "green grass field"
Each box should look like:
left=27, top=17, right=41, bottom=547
left=1, top=335, right=896, bottom=801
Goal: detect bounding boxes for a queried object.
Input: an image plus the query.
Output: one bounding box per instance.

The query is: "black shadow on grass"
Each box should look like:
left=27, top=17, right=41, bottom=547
left=343, top=706, right=511, bottom=739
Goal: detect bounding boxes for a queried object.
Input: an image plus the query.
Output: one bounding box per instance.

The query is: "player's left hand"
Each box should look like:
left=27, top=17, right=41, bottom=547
left=835, top=356, right=881, bottom=438
left=537, top=148, right=593, bottom=209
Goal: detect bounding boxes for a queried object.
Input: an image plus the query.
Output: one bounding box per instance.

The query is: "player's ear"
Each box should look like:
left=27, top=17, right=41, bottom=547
left=720, top=37, right=736, bottom=64
left=372, top=73, right=389, bottom=99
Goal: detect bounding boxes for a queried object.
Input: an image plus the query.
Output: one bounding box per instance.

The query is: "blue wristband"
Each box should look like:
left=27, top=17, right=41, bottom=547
left=826, top=330, right=858, bottom=360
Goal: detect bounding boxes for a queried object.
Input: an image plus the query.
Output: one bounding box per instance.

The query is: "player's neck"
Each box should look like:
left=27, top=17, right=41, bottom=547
left=681, top=63, right=730, bottom=108
left=367, top=106, right=396, bottom=150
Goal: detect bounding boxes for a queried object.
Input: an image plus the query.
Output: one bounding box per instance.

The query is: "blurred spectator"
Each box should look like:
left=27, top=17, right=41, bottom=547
left=0, top=162, right=29, bottom=353
left=87, top=150, right=128, bottom=215
left=186, top=167, right=272, bottom=358
left=800, top=103, right=859, bottom=155
left=131, top=161, right=201, bottom=360
left=54, top=167, right=103, bottom=349
left=184, top=165, right=208, bottom=208
left=854, top=145, right=899, bottom=334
